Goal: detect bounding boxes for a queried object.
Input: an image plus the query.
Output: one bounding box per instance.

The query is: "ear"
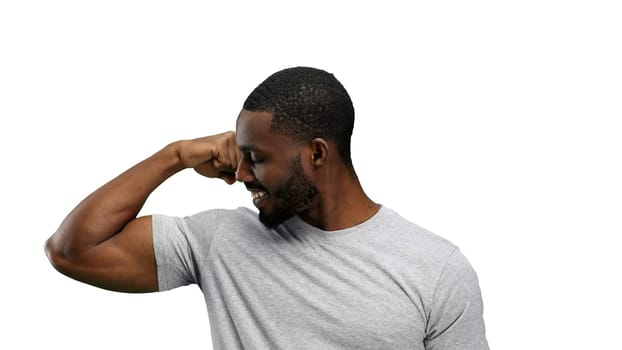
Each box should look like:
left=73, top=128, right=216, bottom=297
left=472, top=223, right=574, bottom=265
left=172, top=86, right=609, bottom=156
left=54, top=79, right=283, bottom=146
left=309, top=138, right=329, bottom=167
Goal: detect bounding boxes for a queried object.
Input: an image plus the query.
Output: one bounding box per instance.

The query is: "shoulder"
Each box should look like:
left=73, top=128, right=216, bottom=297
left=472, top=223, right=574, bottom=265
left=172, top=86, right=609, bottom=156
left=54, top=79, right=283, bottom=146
left=370, top=207, right=467, bottom=292
left=374, top=206, right=457, bottom=258
left=374, top=207, right=484, bottom=311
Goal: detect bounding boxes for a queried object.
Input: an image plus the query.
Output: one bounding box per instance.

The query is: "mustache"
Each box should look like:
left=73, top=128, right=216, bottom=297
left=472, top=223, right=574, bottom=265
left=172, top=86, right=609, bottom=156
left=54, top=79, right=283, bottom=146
left=245, top=182, right=266, bottom=191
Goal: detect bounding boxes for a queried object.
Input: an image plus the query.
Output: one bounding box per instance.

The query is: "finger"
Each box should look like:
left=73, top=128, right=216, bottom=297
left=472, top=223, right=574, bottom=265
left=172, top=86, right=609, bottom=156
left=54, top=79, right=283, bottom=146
left=215, top=147, right=238, bottom=173
left=212, top=158, right=236, bottom=176
left=219, top=171, right=237, bottom=185
left=225, top=142, right=241, bottom=173
left=233, top=141, right=241, bottom=171
left=221, top=131, right=239, bottom=171
left=194, top=162, right=218, bottom=178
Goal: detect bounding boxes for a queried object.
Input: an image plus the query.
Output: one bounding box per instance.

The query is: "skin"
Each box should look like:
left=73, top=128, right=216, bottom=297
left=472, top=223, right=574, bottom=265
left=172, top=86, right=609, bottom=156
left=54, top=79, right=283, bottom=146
left=236, top=110, right=379, bottom=230
left=45, top=110, right=379, bottom=292
left=236, top=112, right=318, bottom=227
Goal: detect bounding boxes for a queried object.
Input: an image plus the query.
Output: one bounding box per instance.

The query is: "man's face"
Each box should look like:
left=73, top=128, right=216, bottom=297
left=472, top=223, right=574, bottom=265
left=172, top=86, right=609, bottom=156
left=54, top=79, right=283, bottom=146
left=235, top=110, right=318, bottom=228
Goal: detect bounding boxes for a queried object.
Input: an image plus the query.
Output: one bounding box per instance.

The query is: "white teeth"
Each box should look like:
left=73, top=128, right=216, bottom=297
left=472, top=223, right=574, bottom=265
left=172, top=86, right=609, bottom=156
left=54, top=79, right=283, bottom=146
left=251, top=191, right=266, bottom=200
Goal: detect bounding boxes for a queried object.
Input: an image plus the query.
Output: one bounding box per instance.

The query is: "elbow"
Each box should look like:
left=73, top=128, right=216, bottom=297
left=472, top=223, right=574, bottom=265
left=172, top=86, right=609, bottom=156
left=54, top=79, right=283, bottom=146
left=44, top=235, right=64, bottom=272
left=44, top=233, right=77, bottom=275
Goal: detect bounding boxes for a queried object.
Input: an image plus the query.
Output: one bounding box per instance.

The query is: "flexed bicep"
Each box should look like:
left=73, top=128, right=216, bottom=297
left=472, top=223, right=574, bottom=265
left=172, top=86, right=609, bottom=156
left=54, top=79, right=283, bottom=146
left=47, top=216, right=157, bottom=293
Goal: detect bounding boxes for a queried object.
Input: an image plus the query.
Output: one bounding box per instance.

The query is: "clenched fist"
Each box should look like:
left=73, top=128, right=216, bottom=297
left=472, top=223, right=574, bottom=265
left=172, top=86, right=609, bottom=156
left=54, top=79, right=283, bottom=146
left=174, top=131, right=240, bottom=184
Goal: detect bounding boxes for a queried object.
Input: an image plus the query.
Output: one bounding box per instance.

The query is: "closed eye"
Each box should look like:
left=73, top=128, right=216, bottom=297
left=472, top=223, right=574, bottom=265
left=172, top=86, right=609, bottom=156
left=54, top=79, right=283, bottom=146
left=243, top=151, right=264, bottom=165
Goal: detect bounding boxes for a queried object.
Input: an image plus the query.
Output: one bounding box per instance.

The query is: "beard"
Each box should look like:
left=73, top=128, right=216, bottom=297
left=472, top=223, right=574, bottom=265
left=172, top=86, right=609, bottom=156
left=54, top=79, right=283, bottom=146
left=258, top=156, right=318, bottom=228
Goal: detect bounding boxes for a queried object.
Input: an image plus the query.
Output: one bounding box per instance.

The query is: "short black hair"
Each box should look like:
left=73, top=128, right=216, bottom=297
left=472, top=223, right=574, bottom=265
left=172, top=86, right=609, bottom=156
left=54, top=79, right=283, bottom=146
left=243, top=67, right=355, bottom=165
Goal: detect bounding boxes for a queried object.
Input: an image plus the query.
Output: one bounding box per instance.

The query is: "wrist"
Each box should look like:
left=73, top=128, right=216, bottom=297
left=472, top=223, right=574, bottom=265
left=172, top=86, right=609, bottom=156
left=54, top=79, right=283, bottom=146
left=153, top=141, right=187, bottom=176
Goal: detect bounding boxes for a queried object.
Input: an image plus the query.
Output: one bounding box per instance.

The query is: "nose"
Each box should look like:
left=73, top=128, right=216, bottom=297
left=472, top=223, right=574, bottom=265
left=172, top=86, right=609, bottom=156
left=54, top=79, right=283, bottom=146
left=235, top=157, right=255, bottom=183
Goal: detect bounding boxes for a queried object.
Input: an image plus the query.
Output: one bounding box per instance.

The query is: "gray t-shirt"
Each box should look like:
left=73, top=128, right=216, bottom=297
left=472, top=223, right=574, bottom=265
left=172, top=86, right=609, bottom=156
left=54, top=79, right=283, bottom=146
left=153, top=206, right=488, bottom=350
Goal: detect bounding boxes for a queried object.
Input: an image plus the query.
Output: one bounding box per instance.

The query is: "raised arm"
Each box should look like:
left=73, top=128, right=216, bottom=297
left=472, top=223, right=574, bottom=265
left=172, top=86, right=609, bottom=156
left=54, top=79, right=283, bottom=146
left=45, top=132, right=240, bottom=292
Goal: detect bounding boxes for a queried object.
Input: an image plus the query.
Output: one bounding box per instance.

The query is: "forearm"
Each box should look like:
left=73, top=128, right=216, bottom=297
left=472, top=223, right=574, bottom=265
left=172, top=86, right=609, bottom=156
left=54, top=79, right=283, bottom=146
left=47, top=142, right=184, bottom=257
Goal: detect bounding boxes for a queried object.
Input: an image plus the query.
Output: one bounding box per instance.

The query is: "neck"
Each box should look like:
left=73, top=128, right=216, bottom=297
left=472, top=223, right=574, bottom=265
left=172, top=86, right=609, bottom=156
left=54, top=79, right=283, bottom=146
left=298, top=167, right=380, bottom=231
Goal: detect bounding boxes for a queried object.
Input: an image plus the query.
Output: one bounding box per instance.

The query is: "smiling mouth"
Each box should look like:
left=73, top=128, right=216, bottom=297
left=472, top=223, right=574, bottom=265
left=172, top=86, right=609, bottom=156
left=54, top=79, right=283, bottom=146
left=251, top=191, right=266, bottom=200
left=252, top=191, right=268, bottom=208
left=248, top=188, right=269, bottom=208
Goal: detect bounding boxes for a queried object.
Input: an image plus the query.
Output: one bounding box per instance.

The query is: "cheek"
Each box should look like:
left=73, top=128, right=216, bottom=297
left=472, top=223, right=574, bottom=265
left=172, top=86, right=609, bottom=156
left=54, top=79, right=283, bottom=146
left=251, top=165, right=265, bottom=182
left=252, top=166, right=273, bottom=189
left=254, top=165, right=288, bottom=190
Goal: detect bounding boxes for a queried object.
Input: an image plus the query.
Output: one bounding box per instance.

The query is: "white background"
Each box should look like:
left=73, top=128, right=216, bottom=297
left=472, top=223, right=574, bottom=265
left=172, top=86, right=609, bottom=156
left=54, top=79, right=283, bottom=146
left=1, top=1, right=621, bottom=349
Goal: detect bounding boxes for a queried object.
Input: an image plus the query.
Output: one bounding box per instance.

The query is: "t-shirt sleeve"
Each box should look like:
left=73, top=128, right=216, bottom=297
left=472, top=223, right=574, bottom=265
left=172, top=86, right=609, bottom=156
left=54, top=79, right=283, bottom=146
left=152, top=211, right=223, bottom=292
left=425, top=248, right=489, bottom=350
left=152, top=214, right=199, bottom=291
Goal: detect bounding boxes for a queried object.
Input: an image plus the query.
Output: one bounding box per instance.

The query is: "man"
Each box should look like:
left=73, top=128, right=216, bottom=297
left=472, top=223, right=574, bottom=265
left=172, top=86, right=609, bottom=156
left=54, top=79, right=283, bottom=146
left=46, top=67, right=489, bottom=349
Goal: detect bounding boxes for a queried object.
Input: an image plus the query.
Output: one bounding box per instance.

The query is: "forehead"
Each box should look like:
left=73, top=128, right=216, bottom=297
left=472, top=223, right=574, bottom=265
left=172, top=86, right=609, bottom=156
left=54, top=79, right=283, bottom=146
left=235, top=109, right=291, bottom=152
